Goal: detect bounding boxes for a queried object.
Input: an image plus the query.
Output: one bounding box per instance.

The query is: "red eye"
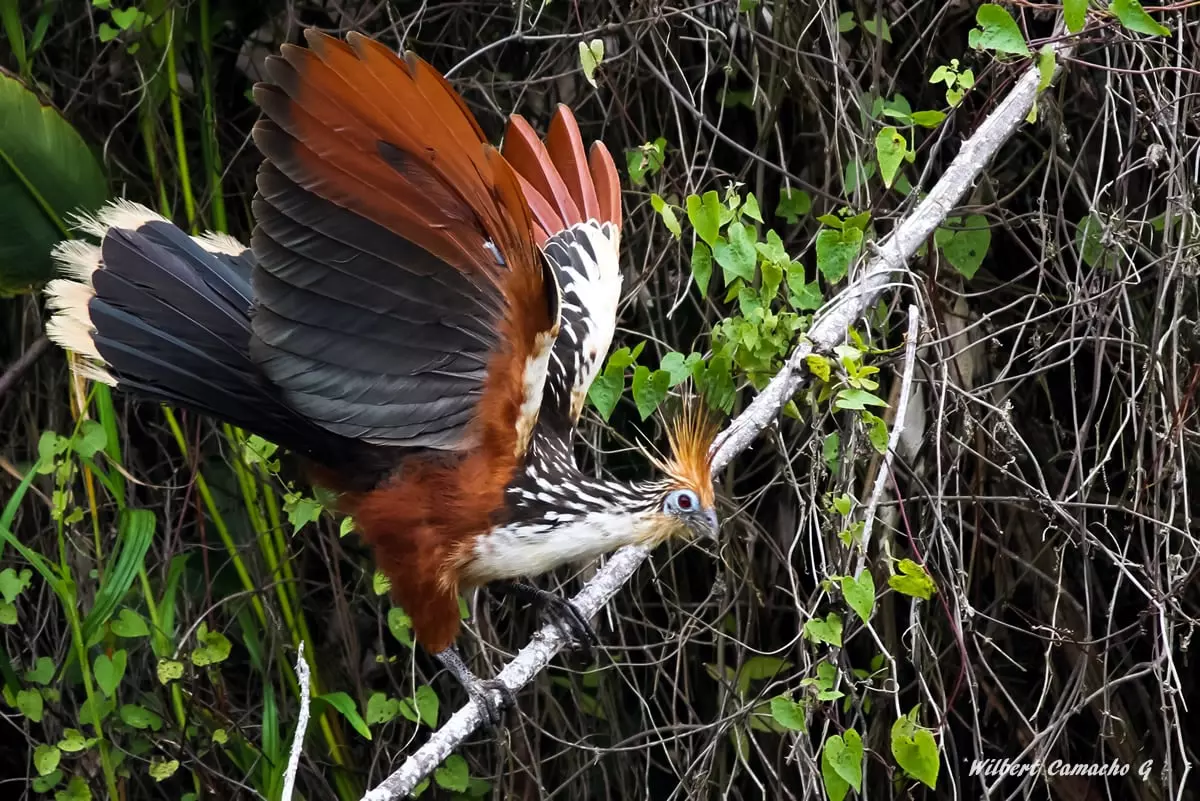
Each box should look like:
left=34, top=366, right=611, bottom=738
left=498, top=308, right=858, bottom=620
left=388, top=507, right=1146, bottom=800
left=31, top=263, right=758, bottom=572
left=677, top=492, right=693, bottom=510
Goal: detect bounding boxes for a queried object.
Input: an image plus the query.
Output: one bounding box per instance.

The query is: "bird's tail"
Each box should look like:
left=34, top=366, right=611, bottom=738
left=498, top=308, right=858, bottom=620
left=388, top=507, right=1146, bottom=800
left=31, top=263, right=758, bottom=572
left=43, top=200, right=335, bottom=461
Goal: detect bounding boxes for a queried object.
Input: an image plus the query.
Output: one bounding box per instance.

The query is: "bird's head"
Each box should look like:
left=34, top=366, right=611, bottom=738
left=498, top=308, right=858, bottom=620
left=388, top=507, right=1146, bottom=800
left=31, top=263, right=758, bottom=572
left=636, top=402, right=721, bottom=544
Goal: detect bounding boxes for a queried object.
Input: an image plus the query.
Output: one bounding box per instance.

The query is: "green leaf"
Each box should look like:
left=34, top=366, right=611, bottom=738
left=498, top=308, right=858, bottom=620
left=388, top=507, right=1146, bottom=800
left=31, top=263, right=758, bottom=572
left=318, top=691, right=372, bottom=740
left=632, top=365, right=671, bottom=420
left=806, top=354, right=831, bottom=383
left=803, top=612, right=844, bottom=647
left=837, top=11, right=856, bottom=32
left=843, top=159, right=875, bottom=193
left=587, top=363, right=624, bottom=421
left=75, top=420, right=107, bottom=458
left=1037, top=46, right=1056, bottom=92
left=190, top=622, right=232, bottom=667
left=860, top=16, right=892, bottom=42
left=862, top=410, right=889, bottom=453
left=788, top=268, right=823, bottom=310
left=156, top=658, right=183, bottom=685
left=32, top=770, right=62, bottom=794
left=776, top=188, right=811, bottom=224
left=435, top=754, right=469, bottom=792
left=93, top=650, right=127, bottom=697
left=756, top=229, right=789, bottom=265
left=119, top=703, right=163, bottom=731
left=687, top=191, right=722, bottom=245
left=1075, top=211, right=1107, bottom=268
left=0, top=600, right=15, bottom=624
left=34, top=743, right=60, bottom=776
left=578, top=39, right=604, bottom=87
left=413, top=684, right=440, bottom=728
left=770, top=695, right=806, bottom=731
left=25, top=656, right=55, bottom=685
left=387, top=606, right=413, bottom=647
left=660, top=352, right=701, bottom=386
left=1111, top=0, right=1170, bottom=36
left=935, top=214, right=991, bottom=279
left=838, top=571, right=876, bottom=623
left=17, top=687, right=44, bottom=721
left=889, top=558, right=937, bottom=600
left=815, top=227, right=862, bottom=283
left=339, top=516, right=355, bottom=537
left=891, top=709, right=940, bottom=788
left=55, top=776, right=91, bottom=801
left=835, top=388, right=888, bottom=410
left=57, top=729, right=95, bottom=753
left=823, top=729, right=864, bottom=793
left=148, top=758, right=179, bottom=782
left=366, top=692, right=400, bottom=725
left=110, top=608, right=149, bottom=638
left=875, top=127, right=907, bottom=188
left=285, top=493, right=322, bottom=533
left=651, top=193, right=681, bottom=237
left=741, top=192, right=763, bottom=222
left=0, top=567, right=31, bottom=604
left=1064, top=0, right=1087, bottom=32
left=714, top=222, right=757, bottom=284
left=689, top=240, right=713, bottom=295
left=910, top=109, right=946, bottom=128
left=969, top=4, right=1032, bottom=56
left=0, top=72, right=108, bottom=294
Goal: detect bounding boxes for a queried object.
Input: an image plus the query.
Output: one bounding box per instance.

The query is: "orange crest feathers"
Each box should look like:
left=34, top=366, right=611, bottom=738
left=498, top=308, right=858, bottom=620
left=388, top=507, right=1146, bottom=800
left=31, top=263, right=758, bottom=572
left=649, top=397, right=719, bottom=507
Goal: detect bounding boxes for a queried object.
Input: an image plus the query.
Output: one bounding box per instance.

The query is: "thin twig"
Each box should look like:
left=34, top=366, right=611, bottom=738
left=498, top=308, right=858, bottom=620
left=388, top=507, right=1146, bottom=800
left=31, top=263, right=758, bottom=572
left=281, top=642, right=311, bottom=801
left=0, top=335, right=50, bottom=399
left=362, top=27, right=1072, bottom=801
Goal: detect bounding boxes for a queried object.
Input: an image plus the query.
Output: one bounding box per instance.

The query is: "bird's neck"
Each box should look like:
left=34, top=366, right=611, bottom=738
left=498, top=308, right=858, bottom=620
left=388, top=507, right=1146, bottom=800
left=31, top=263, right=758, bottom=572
left=456, top=433, right=669, bottom=585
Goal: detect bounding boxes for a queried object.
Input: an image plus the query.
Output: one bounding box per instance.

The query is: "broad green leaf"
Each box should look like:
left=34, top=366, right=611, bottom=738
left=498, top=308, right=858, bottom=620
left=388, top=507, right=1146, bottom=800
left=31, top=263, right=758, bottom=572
left=815, top=227, right=863, bottom=283
left=843, top=159, right=875, bottom=193
left=935, top=214, right=991, bottom=279
left=823, top=729, right=864, bottom=793
left=1075, top=212, right=1107, bottom=268
left=714, top=222, right=757, bottom=283
left=75, top=420, right=107, bottom=458
left=736, top=656, right=793, bottom=696
left=93, top=650, right=127, bottom=697
left=875, top=127, right=907, bottom=188
left=803, top=612, right=844, bottom=647
left=34, top=743, right=60, bottom=776
left=149, top=759, right=179, bottom=782
left=632, top=365, right=671, bottom=420
left=387, top=606, right=413, bottom=647
left=578, top=39, right=604, bottom=87
left=770, top=695, right=806, bottom=731
left=0, top=72, right=108, bottom=294
left=119, top=703, right=163, bottom=731
left=835, top=388, right=888, bottom=410
left=1111, top=0, right=1170, bottom=36
left=587, top=363, right=624, bottom=421
left=57, top=729, right=95, bottom=753
left=761, top=259, right=783, bottom=300
left=806, top=354, right=831, bottom=383
left=741, top=192, right=763, bottom=222
left=838, top=571, right=876, bottom=623
left=17, top=687, right=43, bottom=721
left=891, top=709, right=940, bottom=788
left=413, top=684, right=440, bottom=728
left=969, top=4, right=1032, bottom=56
left=889, top=558, right=937, bottom=600
left=823, top=432, right=840, bottom=474
left=366, top=692, right=400, bottom=725
left=661, top=352, right=702, bottom=387
left=0, top=600, right=15, bottom=624
left=860, top=16, right=892, bottom=42
left=190, top=623, right=232, bottom=666
left=687, top=191, right=722, bottom=245
left=776, top=188, right=811, bottom=223
left=156, top=658, right=183, bottom=685
left=318, top=691, right=372, bottom=740
left=1037, top=45, right=1056, bottom=91
left=756, top=229, right=789, bottom=265
left=788, top=265, right=823, bottom=310
left=911, top=109, right=946, bottom=128
left=25, top=656, right=55, bottom=685
left=111, top=608, right=149, bottom=638
left=56, top=776, right=91, bottom=800
left=1064, top=0, right=1087, bottom=32
left=837, top=11, right=855, bottom=32
left=863, top=410, right=889, bottom=453
left=0, top=566, right=31, bottom=603
left=690, top=241, right=713, bottom=295
left=435, top=754, right=470, bottom=792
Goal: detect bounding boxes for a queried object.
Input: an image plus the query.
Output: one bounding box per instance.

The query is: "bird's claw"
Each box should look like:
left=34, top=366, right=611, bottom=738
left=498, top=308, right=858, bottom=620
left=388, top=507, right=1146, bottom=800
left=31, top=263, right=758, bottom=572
left=467, top=678, right=514, bottom=729
left=538, top=595, right=599, bottom=655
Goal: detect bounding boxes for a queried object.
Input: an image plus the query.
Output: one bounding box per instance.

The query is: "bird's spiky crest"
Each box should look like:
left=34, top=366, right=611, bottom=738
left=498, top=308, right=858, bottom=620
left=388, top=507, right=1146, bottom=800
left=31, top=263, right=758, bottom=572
left=646, top=395, right=719, bottom=506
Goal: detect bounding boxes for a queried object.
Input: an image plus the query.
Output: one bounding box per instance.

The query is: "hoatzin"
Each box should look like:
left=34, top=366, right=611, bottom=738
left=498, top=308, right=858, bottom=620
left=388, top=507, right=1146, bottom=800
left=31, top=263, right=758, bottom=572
left=43, top=29, right=718, bottom=723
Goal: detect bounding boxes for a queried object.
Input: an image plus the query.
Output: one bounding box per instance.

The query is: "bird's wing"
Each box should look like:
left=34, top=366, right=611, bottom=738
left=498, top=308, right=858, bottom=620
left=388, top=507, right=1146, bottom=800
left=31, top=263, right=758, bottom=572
left=502, top=106, right=623, bottom=432
left=249, top=30, right=559, bottom=456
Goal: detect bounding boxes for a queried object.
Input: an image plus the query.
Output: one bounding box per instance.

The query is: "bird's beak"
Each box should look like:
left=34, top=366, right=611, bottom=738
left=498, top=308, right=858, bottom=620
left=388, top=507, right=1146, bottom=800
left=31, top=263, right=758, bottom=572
left=699, top=507, right=719, bottom=540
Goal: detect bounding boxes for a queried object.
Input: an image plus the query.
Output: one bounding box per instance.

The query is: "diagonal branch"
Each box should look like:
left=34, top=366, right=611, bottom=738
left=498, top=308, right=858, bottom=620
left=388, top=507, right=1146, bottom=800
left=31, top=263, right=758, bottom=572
left=361, top=29, right=1071, bottom=801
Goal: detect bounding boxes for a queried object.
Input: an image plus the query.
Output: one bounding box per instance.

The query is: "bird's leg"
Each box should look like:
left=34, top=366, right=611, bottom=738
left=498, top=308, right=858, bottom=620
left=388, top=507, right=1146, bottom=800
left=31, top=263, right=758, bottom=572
left=435, top=646, right=514, bottom=728
left=492, top=581, right=599, bottom=655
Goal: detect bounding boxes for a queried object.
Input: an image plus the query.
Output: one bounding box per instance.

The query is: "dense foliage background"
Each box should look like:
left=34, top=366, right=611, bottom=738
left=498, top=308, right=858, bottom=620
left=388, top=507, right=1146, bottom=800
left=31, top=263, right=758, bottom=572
left=1, top=2, right=1197, bottom=800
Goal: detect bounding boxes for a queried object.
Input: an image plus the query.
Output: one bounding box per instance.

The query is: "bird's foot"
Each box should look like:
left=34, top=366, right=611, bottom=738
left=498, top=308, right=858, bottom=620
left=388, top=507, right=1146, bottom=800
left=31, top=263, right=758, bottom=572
left=435, top=646, right=514, bottom=729
left=495, top=581, right=599, bottom=655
